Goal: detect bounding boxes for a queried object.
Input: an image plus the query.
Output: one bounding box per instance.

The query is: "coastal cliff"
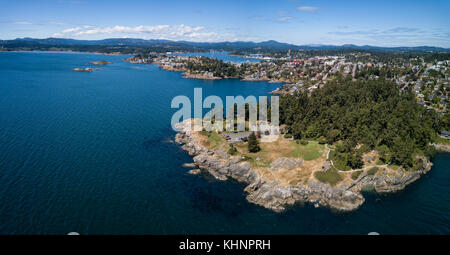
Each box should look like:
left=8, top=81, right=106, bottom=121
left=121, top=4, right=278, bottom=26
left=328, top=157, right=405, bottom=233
left=175, top=120, right=433, bottom=212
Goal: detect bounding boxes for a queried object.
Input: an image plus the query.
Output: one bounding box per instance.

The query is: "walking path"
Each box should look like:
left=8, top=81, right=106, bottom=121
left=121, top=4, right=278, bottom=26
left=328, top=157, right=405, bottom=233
left=325, top=144, right=387, bottom=173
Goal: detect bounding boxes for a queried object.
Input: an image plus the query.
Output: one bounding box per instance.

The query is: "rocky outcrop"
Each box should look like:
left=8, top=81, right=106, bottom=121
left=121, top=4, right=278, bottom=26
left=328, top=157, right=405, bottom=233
left=351, top=159, right=432, bottom=193
left=269, top=157, right=303, bottom=171
left=175, top=120, right=433, bottom=213
left=89, top=60, right=111, bottom=65
left=432, top=143, right=450, bottom=153
left=73, top=67, right=100, bottom=72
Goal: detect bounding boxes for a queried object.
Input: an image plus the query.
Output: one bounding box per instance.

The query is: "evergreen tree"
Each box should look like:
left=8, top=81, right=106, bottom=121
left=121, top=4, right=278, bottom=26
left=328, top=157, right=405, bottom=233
left=248, top=132, right=261, bottom=153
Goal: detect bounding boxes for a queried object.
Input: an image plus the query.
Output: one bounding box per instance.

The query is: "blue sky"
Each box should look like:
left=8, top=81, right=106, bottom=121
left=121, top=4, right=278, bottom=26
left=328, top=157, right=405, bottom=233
left=1, top=0, right=449, bottom=47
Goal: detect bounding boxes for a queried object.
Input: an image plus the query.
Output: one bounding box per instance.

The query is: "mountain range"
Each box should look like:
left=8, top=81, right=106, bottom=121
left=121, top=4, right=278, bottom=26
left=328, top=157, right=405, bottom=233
left=1, top=37, right=449, bottom=52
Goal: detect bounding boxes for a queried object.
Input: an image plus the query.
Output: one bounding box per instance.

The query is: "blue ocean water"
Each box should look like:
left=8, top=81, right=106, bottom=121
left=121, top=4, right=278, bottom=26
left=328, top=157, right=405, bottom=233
left=0, top=52, right=448, bottom=235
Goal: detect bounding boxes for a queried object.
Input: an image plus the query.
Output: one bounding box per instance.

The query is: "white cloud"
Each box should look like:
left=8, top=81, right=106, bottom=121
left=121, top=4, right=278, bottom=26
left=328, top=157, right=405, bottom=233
left=274, top=16, right=293, bottom=22
left=62, top=27, right=82, bottom=33
left=48, top=21, right=66, bottom=25
left=55, top=24, right=233, bottom=41
left=13, top=21, right=32, bottom=25
left=297, top=6, right=319, bottom=12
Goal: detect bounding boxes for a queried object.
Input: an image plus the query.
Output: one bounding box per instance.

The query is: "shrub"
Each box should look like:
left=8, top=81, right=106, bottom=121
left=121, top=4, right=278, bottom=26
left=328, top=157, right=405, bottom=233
left=367, top=167, right=379, bottom=176
left=284, top=134, right=293, bottom=139
left=411, top=158, right=424, bottom=171
left=359, top=144, right=371, bottom=153
left=326, top=129, right=340, bottom=144
left=228, top=144, right=238, bottom=155
left=300, top=140, right=309, bottom=145
left=318, top=136, right=327, bottom=144
left=351, top=170, right=363, bottom=180
left=314, top=169, right=343, bottom=186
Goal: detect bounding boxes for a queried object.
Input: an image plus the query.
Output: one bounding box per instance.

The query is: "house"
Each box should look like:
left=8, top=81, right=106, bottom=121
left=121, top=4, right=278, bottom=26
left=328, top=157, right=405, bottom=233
left=441, top=130, right=450, bottom=139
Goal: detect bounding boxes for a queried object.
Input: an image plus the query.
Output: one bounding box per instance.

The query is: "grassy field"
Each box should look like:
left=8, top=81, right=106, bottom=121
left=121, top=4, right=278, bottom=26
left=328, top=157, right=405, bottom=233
left=290, top=141, right=325, bottom=161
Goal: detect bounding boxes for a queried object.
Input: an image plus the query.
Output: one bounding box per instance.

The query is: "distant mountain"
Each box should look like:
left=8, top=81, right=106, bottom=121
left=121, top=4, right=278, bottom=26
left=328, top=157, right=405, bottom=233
left=2, top=37, right=449, bottom=52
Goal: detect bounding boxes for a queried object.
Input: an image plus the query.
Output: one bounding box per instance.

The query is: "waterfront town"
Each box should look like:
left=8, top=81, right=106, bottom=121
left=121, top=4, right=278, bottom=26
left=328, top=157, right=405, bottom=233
left=126, top=51, right=449, bottom=114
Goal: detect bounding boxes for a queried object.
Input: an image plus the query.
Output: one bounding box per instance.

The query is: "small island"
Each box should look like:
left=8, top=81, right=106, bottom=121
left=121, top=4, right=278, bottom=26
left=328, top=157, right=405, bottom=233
left=89, top=60, right=112, bottom=65
left=73, top=67, right=100, bottom=72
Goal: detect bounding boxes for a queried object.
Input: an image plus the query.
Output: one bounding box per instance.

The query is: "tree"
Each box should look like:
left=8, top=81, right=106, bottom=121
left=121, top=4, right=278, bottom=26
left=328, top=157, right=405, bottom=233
left=228, top=144, right=238, bottom=155
left=248, top=132, right=261, bottom=153
left=279, top=78, right=441, bottom=169
left=326, top=129, right=340, bottom=144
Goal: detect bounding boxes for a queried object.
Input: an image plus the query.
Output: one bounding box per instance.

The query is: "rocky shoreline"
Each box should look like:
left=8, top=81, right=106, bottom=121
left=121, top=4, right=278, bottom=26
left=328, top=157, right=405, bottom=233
left=175, top=120, right=433, bottom=212
left=432, top=143, right=450, bottom=153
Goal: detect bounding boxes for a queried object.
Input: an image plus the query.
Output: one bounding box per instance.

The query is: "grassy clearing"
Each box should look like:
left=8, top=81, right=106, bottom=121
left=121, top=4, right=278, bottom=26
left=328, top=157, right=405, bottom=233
left=290, top=141, right=325, bottom=161
left=199, top=131, right=225, bottom=149
left=198, top=133, right=326, bottom=170
left=389, top=165, right=400, bottom=170
left=314, top=169, right=343, bottom=186
left=234, top=137, right=325, bottom=167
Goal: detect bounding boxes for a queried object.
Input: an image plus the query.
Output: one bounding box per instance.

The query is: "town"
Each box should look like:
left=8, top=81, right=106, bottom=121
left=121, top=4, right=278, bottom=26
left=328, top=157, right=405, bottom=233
left=126, top=50, right=449, bottom=114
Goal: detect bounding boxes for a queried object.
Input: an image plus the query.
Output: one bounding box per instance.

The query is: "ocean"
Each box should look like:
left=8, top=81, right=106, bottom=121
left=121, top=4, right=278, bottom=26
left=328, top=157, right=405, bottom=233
left=0, top=52, right=448, bottom=234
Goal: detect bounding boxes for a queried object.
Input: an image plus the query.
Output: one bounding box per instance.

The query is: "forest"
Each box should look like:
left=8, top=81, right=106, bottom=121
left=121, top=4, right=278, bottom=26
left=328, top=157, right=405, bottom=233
left=279, top=78, right=446, bottom=169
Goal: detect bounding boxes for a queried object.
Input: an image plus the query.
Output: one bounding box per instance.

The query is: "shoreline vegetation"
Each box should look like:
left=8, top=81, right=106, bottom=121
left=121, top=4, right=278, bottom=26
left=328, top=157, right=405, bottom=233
left=175, top=119, right=433, bottom=212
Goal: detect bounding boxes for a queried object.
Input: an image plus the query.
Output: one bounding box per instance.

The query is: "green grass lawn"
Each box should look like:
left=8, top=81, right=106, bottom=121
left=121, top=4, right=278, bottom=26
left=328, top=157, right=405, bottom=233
left=290, top=141, right=324, bottom=161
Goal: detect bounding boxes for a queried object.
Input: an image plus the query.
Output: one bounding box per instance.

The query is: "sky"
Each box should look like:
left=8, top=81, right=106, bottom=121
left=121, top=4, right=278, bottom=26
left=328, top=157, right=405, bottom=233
left=0, top=0, right=449, bottom=47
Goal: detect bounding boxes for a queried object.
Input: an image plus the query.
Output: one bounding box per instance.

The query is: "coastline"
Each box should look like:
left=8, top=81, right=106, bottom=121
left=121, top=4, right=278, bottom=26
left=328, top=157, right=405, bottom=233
left=432, top=143, right=450, bottom=153
left=175, top=119, right=433, bottom=212
left=0, top=49, right=130, bottom=56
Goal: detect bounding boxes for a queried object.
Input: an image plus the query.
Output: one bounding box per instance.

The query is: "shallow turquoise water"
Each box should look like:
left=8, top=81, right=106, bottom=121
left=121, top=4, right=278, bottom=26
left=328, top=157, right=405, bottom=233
left=0, top=52, right=448, bottom=234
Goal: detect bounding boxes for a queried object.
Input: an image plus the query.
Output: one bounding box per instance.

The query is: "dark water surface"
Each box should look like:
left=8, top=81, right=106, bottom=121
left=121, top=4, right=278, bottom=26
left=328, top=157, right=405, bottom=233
left=0, top=52, right=448, bottom=234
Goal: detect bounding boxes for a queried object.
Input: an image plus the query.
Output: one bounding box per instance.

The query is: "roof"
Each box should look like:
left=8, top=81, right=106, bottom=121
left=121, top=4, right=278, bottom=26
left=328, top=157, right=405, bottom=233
left=441, top=130, right=450, bottom=136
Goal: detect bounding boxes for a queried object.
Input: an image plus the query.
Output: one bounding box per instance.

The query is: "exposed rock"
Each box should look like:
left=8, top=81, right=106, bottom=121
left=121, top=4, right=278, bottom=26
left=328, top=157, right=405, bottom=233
left=432, top=143, right=450, bottom=153
left=175, top=119, right=433, bottom=213
left=364, top=155, right=374, bottom=162
left=322, top=161, right=332, bottom=171
left=182, top=163, right=196, bottom=168
left=269, top=157, right=303, bottom=171
left=73, top=67, right=100, bottom=72
left=188, top=169, right=201, bottom=175
left=89, top=60, right=112, bottom=65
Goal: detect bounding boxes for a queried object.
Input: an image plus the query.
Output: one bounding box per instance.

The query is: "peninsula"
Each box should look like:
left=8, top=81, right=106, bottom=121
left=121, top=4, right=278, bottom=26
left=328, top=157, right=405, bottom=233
left=176, top=119, right=432, bottom=212
left=175, top=77, right=447, bottom=212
